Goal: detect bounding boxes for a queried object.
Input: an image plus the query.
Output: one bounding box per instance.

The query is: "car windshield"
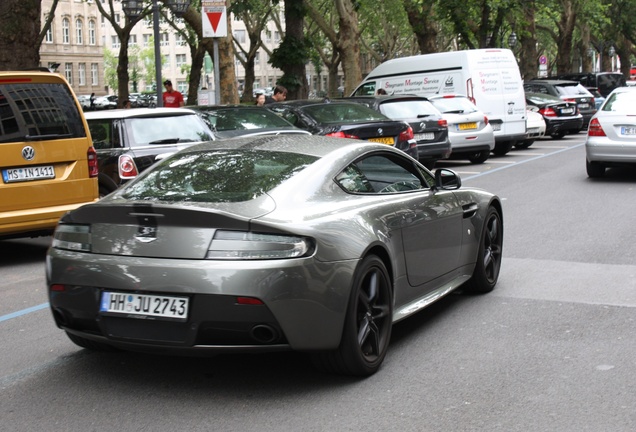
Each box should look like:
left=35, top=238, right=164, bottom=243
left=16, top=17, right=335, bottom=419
left=379, top=100, right=440, bottom=119
left=119, top=149, right=318, bottom=203
left=430, top=97, right=478, bottom=114
left=198, top=107, right=294, bottom=131
left=601, top=91, right=636, bottom=113
left=302, top=103, right=388, bottom=124
left=526, top=93, right=561, bottom=105
left=128, top=115, right=214, bottom=145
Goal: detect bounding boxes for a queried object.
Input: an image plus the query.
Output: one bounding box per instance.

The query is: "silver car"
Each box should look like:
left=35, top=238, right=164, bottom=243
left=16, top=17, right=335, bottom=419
left=586, top=86, right=636, bottom=177
left=46, top=135, right=503, bottom=376
left=429, top=95, right=496, bottom=164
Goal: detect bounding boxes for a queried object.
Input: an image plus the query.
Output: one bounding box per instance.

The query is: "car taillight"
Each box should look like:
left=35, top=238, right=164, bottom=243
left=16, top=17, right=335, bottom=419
left=563, top=98, right=576, bottom=103
left=52, top=223, right=91, bottom=252
left=438, top=119, right=448, bottom=127
left=539, top=107, right=557, bottom=117
left=483, top=116, right=489, bottom=125
left=587, top=118, right=606, bottom=136
left=207, top=230, right=314, bottom=260
left=87, top=146, right=99, bottom=178
left=118, top=154, right=139, bottom=179
left=399, top=125, right=414, bottom=141
left=325, top=131, right=359, bottom=139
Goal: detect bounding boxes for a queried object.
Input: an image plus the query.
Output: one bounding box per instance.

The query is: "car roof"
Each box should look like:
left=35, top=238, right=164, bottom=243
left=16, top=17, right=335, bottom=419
left=526, top=79, right=582, bottom=85
left=346, top=95, right=431, bottom=102
left=268, top=99, right=366, bottom=108
left=84, top=107, right=197, bottom=120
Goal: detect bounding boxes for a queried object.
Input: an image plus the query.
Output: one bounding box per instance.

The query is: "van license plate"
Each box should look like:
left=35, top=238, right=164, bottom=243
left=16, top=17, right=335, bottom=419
left=491, top=123, right=501, bottom=131
left=368, top=137, right=395, bottom=145
left=2, top=165, right=55, bottom=183
left=100, top=291, right=189, bottom=321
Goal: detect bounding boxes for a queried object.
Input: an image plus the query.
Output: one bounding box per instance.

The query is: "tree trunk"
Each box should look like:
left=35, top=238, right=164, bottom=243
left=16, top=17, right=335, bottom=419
left=555, top=0, right=577, bottom=74
left=187, top=44, right=206, bottom=106
left=518, top=1, right=538, bottom=80
left=282, top=0, right=308, bottom=100
left=403, top=0, right=438, bottom=54
left=336, top=0, right=361, bottom=95
left=116, top=32, right=131, bottom=108
left=0, top=0, right=40, bottom=70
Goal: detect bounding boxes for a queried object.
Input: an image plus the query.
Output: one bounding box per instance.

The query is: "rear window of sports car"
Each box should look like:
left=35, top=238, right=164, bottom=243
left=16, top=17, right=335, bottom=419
left=119, top=149, right=318, bottom=203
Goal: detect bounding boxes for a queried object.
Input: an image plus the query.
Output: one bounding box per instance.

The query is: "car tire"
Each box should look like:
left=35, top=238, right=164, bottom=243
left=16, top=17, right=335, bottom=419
left=515, top=140, right=534, bottom=149
left=492, top=141, right=514, bottom=156
left=66, top=331, right=118, bottom=352
left=467, top=150, right=490, bottom=164
left=311, top=255, right=393, bottom=376
left=586, top=159, right=606, bottom=178
left=464, top=206, right=503, bottom=294
left=551, top=132, right=566, bottom=139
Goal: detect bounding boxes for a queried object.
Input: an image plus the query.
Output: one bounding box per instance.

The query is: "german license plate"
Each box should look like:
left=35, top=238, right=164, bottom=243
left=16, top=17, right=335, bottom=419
left=578, top=103, right=589, bottom=109
left=621, top=126, right=636, bottom=135
left=491, top=123, right=501, bottom=131
left=414, top=132, right=435, bottom=141
left=561, top=107, right=575, bottom=114
left=368, top=136, right=394, bottom=145
left=2, top=165, right=55, bottom=183
left=458, top=122, right=477, bottom=130
left=100, top=291, right=189, bottom=321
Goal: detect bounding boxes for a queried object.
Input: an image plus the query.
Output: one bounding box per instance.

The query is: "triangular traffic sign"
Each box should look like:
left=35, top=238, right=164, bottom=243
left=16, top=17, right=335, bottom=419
left=206, top=12, right=223, bottom=33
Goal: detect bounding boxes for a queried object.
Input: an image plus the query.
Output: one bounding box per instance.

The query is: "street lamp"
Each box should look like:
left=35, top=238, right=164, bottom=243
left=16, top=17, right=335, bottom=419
left=608, top=45, right=616, bottom=71
left=594, top=41, right=614, bottom=73
left=122, top=0, right=191, bottom=107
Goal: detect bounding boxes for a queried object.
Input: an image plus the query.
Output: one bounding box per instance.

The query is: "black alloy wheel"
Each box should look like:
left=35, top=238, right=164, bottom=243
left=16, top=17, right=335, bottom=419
left=515, top=140, right=534, bottom=149
left=312, top=255, right=393, bottom=376
left=465, top=206, right=503, bottom=294
left=467, top=150, right=490, bottom=164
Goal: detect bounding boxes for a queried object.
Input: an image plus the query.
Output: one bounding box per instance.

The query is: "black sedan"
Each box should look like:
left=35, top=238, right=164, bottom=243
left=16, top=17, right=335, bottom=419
left=346, top=95, right=451, bottom=168
left=191, top=105, right=310, bottom=139
left=267, top=99, right=417, bottom=158
left=525, top=92, right=584, bottom=139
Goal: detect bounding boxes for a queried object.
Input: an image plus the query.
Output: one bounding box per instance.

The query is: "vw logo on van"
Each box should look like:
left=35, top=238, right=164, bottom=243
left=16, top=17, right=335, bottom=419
left=22, top=146, right=35, bottom=161
left=377, top=128, right=383, bottom=135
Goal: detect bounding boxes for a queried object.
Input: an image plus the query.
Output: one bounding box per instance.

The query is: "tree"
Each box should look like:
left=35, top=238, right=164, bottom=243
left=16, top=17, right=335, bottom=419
left=0, top=0, right=41, bottom=70
left=402, top=0, right=440, bottom=54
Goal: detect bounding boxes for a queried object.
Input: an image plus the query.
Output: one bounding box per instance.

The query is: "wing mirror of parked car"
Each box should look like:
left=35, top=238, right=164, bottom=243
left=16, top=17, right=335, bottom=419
left=434, top=168, right=462, bottom=190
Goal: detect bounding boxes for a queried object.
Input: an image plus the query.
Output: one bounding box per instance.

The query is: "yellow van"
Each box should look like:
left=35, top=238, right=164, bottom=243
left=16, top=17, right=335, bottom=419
left=0, top=71, right=98, bottom=240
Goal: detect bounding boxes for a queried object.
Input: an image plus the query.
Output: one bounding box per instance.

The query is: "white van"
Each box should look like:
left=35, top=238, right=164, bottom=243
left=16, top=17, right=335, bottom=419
left=352, top=49, right=527, bottom=155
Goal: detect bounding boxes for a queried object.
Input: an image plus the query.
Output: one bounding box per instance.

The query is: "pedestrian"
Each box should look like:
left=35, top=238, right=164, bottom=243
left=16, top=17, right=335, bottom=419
left=89, top=92, right=95, bottom=110
left=162, top=80, right=184, bottom=107
left=264, top=85, right=287, bottom=104
left=254, top=93, right=265, bottom=106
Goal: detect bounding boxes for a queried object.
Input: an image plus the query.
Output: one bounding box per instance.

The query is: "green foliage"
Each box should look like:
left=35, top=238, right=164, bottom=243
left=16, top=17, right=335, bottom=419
left=103, top=48, right=119, bottom=92
left=269, top=36, right=312, bottom=70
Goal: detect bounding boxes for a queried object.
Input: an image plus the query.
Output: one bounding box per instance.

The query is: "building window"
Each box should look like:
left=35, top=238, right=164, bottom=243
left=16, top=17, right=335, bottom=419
left=143, top=34, right=151, bottom=47
left=234, top=30, right=246, bottom=44
left=114, top=13, right=120, bottom=24
left=65, top=63, right=73, bottom=84
left=111, top=35, right=120, bottom=49
left=91, top=63, right=99, bottom=85
left=75, top=19, right=83, bottom=45
left=265, top=30, right=271, bottom=43
left=128, top=35, right=137, bottom=46
left=78, top=63, right=86, bottom=85
left=88, top=20, right=96, bottom=45
left=274, top=31, right=280, bottom=42
left=45, top=25, right=53, bottom=43
left=177, top=82, right=187, bottom=93
left=176, top=54, right=187, bottom=67
left=62, top=18, right=70, bottom=44
left=160, top=33, right=169, bottom=46
left=176, top=33, right=186, bottom=46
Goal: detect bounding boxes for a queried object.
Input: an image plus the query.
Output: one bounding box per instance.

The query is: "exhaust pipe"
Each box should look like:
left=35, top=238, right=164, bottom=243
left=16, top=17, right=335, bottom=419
left=250, top=324, right=279, bottom=344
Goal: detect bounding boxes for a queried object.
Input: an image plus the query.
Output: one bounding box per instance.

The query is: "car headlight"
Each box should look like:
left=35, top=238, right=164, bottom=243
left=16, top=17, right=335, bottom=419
left=207, top=230, right=313, bottom=260
left=52, top=224, right=91, bottom=252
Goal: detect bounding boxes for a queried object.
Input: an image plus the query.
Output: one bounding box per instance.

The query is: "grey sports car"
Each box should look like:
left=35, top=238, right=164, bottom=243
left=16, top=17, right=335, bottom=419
left=47, top=135, right=503, bottom=376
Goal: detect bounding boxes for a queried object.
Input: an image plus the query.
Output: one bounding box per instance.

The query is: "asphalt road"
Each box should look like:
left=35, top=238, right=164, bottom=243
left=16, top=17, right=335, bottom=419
left=1, top=134, right=635, bottom=431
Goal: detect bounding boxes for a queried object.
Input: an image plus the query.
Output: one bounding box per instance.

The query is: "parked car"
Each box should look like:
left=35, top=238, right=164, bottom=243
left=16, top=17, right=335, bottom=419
left=516, top=108, right=547, bottom=149
left=0, top=71, right=98, bottom=240
left=94, top=95, right=118, bottom=110
left=586, top=86, right=636, bottom=177
left=267, top=99, right=417, bottom=158
left=554, top=72, right=626, bottom=98
left=46, top=134, right=504, bottom=376
left=524, top=79, right=596, bottom=128
left=191, top=105, right=310, bottom=139
left=346, top=95, right=451, bottom=168
left=135, top=93, right=157, bottom=108
left=587, top=87, right=606, bottom=110
left=77, top=94, right=92, bottom=110
left=428, top=94, right=495, bottom=163
left=84, top=108, right=214, bottom=195
left=525, top=92, right=583, bottom=139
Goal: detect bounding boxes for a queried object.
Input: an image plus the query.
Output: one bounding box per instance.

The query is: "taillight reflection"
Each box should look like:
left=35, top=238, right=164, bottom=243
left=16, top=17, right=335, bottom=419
left=587, top=118, right=606, bottom=137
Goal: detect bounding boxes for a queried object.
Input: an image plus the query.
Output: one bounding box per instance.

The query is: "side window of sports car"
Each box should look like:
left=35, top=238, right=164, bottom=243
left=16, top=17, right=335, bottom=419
left=354, top=154, right=426, bottom=193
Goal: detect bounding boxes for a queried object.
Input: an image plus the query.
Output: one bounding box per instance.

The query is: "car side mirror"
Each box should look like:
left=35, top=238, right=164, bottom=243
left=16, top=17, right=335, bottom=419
left=434, top=168, right=461, bottom=190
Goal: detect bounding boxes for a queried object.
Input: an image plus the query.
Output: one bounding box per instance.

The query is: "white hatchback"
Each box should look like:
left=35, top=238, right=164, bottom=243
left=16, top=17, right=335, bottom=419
left=585, top=86, right=636, bottom=177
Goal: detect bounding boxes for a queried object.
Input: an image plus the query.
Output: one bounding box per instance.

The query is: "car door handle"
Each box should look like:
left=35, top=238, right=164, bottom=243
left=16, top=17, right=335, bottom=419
left=462, top=203, right=478, bottom=218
